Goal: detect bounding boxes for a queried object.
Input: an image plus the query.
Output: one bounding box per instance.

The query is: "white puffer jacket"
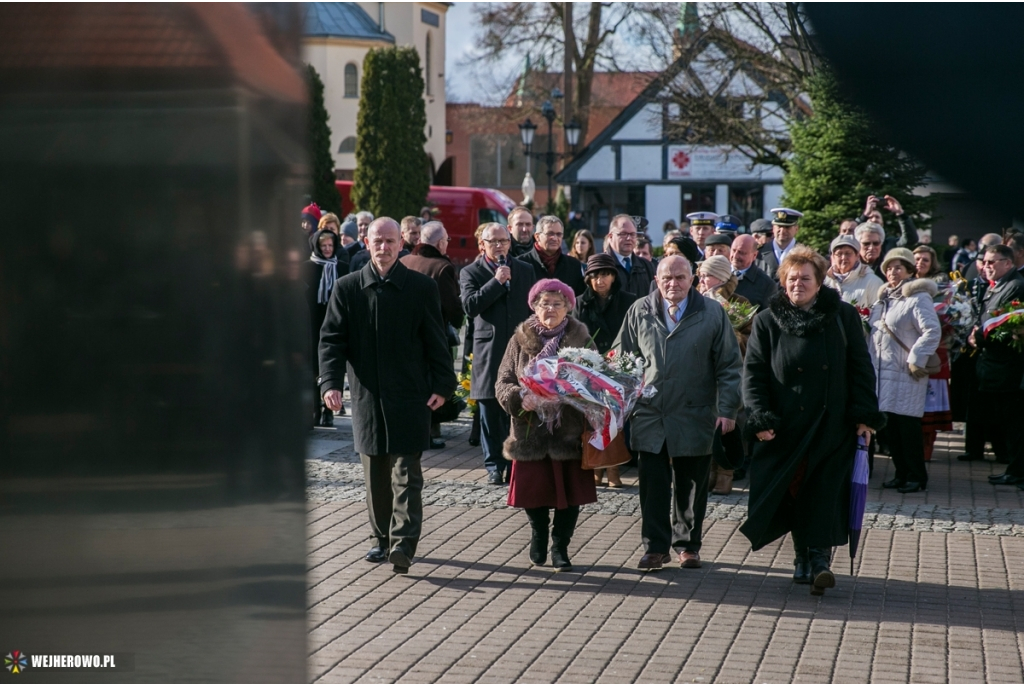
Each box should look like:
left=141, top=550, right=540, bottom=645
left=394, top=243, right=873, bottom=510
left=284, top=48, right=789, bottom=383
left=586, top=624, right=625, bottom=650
left=825, top=264, right=884, bottom=308
left=868, top=278, right=942, bottom=417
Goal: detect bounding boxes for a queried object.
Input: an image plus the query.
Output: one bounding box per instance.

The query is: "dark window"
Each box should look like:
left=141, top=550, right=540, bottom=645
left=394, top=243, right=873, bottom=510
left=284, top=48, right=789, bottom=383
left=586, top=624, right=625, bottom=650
left=581, top=185, right=645, bottom=237
left=479, top=208, right=506, bottom=226
left=338, top=136, right=356, bottom=154
left=344, top=63, right=358, bottom=98
left=728, top=185, right=764, bottom=230
left=421, top=9, right=439, bottom=26
left=681, top=186, right=716, bottom=215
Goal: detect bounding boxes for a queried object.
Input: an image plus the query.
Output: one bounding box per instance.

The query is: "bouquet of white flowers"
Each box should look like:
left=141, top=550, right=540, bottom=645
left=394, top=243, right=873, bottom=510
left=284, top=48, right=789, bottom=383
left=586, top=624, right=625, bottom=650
left=935, top=281, right=978, bottom=359
left=519, top=347, right=655, bottom=449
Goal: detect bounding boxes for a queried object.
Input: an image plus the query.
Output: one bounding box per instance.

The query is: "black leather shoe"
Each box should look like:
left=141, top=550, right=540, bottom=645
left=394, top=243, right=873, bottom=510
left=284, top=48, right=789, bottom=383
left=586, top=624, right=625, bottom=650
left=320, top=410, right=334, bottom=427
left=989, top=473, right=1023, bottom=485
left=793, top=549, right=811, bottom=584
left=897, top=481, right=926, bottom=493
left=957, top=453, right=984, bottom=461
left=389, top=549, right=412, bottom=574
left=365, top=546, right=387, bottom=563
left=529, top=530, right=547, bottom=566
left=468, top=438, right=480, bottom=446
left=487, top=471, right=504, bottom=485
left=732, top=467, right=747, bottom=481
left=808, top=548, right=835, bottom=596
left=430, top=439, right=446, bottom=449
left=882, top=478, right=905, bottom=489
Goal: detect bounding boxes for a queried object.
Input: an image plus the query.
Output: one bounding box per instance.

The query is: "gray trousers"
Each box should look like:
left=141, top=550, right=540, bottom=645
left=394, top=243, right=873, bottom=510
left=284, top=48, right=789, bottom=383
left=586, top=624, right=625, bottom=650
left=360, top=453, right=423, bottom=558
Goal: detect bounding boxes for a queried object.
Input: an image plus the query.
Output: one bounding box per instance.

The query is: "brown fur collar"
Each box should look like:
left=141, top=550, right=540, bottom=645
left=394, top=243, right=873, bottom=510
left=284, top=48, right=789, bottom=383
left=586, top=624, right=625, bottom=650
left=513, top=316, right=593, bottom=357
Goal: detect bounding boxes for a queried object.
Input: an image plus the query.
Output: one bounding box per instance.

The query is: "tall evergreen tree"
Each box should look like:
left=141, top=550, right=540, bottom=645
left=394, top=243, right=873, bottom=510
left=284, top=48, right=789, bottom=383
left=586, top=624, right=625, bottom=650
left=782, top=65, right=936, bottom=252
left=306, top=64, right=342, bottom=216
left=351, top=47, right=429, bottom=219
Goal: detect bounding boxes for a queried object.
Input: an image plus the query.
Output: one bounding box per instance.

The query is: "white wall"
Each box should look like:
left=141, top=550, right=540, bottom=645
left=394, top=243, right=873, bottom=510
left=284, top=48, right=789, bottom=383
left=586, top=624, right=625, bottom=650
left=303, top=42, right=368, bottom=170
left=612, top=103, right=662, bottom=141
left=645, top=185, right=681, bottom=244
left=620, top=145, right=661, bottom=181
left=763, top=184, right=784, bottom=217
left=577, top=146, right=616, bottom=181
left=715, top=184, right=729, bottom=215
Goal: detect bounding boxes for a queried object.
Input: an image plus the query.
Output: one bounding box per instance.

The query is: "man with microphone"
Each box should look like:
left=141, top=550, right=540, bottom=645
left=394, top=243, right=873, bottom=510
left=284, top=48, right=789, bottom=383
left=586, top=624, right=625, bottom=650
left=459, top=222, right=538, bottom=484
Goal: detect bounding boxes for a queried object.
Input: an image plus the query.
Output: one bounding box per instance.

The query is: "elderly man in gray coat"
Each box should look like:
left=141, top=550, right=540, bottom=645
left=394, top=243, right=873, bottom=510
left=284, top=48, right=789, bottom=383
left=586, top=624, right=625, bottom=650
left=613, top=255, right=743, bottom=572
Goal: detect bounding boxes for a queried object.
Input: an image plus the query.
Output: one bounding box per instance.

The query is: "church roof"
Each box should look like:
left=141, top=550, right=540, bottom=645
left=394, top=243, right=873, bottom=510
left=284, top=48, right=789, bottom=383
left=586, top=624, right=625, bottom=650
left=304, top=3, right=394, bottom=43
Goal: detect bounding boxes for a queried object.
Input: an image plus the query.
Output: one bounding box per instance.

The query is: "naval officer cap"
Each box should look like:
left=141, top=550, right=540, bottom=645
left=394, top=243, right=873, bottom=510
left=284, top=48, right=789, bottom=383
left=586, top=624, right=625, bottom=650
left=686, top=211, right=719, bottom=227
left=714, top=214, right=742, bottom=233
left=770, top=207, right=804, bottom=227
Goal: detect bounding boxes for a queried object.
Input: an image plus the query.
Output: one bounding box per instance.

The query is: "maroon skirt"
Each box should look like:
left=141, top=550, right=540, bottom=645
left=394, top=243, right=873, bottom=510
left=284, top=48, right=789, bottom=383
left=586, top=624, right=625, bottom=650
left=507, top=458, right=598, bottom=510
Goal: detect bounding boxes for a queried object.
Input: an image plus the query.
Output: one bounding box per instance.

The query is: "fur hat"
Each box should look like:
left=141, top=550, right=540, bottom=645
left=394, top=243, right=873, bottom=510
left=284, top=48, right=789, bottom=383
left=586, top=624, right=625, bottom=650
left=528, top=278, right=577, bottom=310
left=698, top=255, right=734, bottom=283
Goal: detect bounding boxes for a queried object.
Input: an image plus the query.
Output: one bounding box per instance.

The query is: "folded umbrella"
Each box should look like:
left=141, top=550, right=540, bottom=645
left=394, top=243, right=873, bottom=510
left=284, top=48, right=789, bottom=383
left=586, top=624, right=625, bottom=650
left=848, top=435, right=870, bottom=574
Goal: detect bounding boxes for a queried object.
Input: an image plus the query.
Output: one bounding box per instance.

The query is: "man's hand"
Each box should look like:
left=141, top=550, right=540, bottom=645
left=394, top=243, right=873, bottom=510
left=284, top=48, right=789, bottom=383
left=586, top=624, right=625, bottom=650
left=756, top=429, right=775, bottom=442
left=495, top=265, right=511, bottom=284
left=864, top=196, right=881, bottom=215
left=323, top=389, right=344, bottom=412
left=426, top=394, right=445, bottom=411
left=716, top=417, right=736, bottom=434
left=856, top=423, right=873, bottom=447
left=908, top=363, right=930, bottom=380
left=883, top=195, right=904, bottom=216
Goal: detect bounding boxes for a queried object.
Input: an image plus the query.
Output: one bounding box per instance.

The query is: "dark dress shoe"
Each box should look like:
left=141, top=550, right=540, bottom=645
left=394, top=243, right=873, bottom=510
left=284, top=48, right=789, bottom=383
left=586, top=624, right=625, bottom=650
left=389, top=549, right=412, bottom=574
left=468, top=438, right=481, bottom=447
left=637, top=552, right=671, bottom=572
left=365, top=546, right=387, bottom=563
left=679, top=551, right=701, bottom=568
left=430, top=439, right=446, bottom=450
left=989, top=473, right=1023, bottom=485
left=793, top=549, right=811, bottom=584
left=320, top=410, right=334, bottom=427
left=487, top=471, right=504, bottom=485
left=808, top=548, right=835, bottom=596
left=882, top=478, right=905, bottom=489
left=897, top=481, right=926, bottom=493
left=957, top=453, right=984, bottom=461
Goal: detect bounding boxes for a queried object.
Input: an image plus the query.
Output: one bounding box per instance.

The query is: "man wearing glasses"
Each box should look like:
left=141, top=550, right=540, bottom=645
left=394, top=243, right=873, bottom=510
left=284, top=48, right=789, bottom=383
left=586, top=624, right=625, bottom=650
left=855, top=221, right=888, bottom=279
left=604, top=214, right=656, bottom=296
left=460, top=223, right=538, bottom=485
left=970, top=245, right=1024, bottom=485
left=517, top=215, right=586, bottom=295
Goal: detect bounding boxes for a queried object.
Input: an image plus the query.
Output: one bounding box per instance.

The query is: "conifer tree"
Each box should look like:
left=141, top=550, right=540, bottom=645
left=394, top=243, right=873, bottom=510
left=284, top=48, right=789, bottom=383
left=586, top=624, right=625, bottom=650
left=782, top=65, right=935, bottom=252
left=351, top=47, right=430, bottom=219
left=306, top=64, right=342, bottom=216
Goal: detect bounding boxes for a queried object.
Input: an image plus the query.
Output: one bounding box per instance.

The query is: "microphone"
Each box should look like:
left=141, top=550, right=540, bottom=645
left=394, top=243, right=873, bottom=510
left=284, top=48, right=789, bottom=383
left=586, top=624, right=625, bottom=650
left=497, top=255, right=510, bottom=290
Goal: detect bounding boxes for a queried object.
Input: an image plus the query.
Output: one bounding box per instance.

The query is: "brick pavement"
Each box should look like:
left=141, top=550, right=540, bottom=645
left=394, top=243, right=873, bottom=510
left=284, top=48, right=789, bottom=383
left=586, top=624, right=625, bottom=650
left=307, top=415, right=1024, bottom=683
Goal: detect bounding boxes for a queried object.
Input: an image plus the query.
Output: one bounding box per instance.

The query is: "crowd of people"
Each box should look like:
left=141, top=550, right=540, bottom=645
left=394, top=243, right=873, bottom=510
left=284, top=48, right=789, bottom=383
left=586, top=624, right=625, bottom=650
left=301, top=195, right=1024, bottom=594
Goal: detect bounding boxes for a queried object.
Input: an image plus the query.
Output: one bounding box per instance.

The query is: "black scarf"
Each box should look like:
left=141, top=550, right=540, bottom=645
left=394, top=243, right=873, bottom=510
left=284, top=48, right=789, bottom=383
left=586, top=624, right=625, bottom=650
left=768, top=283, right=840, bottom=337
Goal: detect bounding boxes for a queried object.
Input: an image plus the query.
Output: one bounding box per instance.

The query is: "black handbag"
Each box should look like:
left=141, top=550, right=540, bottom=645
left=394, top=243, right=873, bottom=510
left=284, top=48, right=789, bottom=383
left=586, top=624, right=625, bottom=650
left=432, top=396, right=466, bottom=424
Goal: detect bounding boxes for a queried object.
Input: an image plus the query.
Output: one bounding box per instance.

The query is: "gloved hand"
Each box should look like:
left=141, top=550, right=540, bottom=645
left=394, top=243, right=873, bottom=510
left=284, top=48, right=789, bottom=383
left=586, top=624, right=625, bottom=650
left=908, top=363, right=930, bottom=380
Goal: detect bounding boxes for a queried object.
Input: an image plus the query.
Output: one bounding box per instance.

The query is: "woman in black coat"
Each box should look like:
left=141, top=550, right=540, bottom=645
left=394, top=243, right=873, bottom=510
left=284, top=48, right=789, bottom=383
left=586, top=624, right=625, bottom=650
left=741, top=246, right=884, bottom=596
left=305, top=229, right=347, bottom=426
left=572, top=253, right=637, bottom=488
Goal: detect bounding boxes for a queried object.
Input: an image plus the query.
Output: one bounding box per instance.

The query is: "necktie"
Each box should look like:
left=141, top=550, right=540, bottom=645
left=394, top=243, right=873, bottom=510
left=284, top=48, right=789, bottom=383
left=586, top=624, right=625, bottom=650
left=733, top=270, right=742, bottom=279
left=623, top=256, right=632, bottom=274
left=668, top=304, right=679, bottom=323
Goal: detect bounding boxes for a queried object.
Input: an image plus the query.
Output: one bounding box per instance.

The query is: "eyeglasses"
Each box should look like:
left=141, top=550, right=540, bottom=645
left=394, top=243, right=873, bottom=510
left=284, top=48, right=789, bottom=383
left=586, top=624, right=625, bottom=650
left=611, top=232, right=637, bottom=239
left=536, top=302, right=566, bottom=310
left=482, top=238, right=510, bottom=246
left=982, top=258, right=1009, bottom=265
left=860, top=241, right=882, bottom=247
left=540, top=232, right=564, bottom=238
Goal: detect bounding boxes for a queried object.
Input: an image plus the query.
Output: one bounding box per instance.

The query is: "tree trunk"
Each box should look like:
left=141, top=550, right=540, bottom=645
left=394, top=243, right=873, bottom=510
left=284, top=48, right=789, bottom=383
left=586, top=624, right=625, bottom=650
left=571, top=2, right=602, bottom=146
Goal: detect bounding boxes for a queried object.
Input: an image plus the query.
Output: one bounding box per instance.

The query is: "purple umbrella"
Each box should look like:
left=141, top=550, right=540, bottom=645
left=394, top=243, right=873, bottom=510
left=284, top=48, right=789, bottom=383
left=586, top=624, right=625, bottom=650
left=848, top=435, right=870, bottom=574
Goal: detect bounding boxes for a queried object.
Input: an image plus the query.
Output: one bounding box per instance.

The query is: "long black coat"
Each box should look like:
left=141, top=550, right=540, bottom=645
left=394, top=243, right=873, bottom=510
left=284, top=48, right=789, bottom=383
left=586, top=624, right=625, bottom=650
left=573, top=280, right=637, bottom=354
left=604, top=247, right=656, bottom=297
left=318, top=261, right=457, bottom=456
left=517, top=245, right=586, bottom=296
left=460, top=255, right=538, bottom=399
left=976, top=270, right=1024, bottom=392
left=740, top=285, right=884, bottom=550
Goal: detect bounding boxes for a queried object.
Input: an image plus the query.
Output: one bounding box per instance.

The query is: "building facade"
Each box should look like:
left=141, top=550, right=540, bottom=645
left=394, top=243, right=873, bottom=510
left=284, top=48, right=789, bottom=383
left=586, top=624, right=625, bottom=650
left=303, top=2, right=448, bottom=180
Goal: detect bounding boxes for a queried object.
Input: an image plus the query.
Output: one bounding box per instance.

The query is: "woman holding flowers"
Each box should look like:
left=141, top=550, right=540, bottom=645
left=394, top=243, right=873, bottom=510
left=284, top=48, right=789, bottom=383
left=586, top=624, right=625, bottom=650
left=495, top=279, right=597, bottom=571
left=869, top=248, right=942, bottom=493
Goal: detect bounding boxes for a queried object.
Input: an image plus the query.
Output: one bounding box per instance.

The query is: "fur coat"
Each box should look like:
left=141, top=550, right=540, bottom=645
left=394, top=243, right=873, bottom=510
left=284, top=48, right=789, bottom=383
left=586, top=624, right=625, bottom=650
left=494, top=317, right=592, bottom=462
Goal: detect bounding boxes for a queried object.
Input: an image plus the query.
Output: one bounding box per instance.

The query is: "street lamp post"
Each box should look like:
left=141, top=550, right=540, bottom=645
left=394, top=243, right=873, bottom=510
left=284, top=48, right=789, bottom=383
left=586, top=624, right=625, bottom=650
left=519, top=89, right=581, bottom=211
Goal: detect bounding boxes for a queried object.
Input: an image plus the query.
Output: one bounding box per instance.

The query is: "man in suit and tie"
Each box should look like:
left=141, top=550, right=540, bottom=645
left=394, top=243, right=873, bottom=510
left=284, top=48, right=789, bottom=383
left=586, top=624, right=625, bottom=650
left=460, top=222, right=538, bottom=485
left=730, top=234, right=777, bottom=311
left=757, top=208, right=804, bottom=280
left=604, top=214, right=656, bottom=296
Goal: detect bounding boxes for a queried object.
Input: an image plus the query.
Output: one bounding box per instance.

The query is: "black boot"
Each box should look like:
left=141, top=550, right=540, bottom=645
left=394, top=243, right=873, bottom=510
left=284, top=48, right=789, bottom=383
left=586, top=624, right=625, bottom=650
left=808, top=547, right=835, bottom=596
left=793, top=547, right=811, bottom=584
left=320, top=403, right=334, bottom=427
left=550, top=506, right=580, bottom=572
left=524, top=508, right=550, bottom=566
left=468, top=412, right=481, bottom=447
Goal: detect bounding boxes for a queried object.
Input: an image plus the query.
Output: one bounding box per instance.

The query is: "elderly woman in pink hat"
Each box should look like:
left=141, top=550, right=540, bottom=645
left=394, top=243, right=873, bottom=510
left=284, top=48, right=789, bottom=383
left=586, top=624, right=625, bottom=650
left=494, top=278, right=598, bottom=572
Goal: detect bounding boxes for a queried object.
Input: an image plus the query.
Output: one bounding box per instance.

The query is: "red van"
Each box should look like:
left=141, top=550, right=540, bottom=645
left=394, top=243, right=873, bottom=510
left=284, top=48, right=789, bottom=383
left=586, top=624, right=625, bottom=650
left=335, top=181, right=517, bottom=265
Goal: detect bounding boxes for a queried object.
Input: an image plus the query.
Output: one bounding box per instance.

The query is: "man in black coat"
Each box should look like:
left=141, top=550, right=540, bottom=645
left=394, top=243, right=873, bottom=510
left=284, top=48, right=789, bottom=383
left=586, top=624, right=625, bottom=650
left=507, top=206, right=536, bottom=259
left=517, top=215, right=586, bottom=296
left=970, top=245, right=1024, bottom=485
left=757, top=208, right=804, bottom=280
left=604, top=214, right=656, bottom=296
left=319, top=218, right=457, bottom=574
left=730, top=234, right=778, bottom=312
left=460, top=222, right=538, bottom=485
